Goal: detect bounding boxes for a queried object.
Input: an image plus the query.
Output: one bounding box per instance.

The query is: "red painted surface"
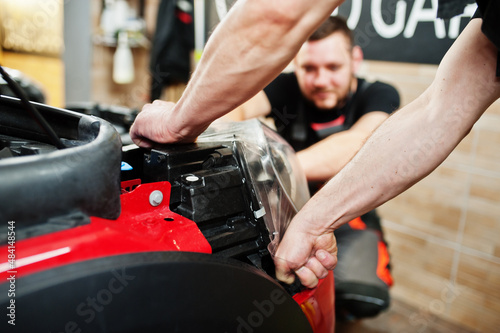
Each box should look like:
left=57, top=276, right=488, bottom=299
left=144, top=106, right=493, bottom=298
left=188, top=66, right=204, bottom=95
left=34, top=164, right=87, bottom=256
left=0, top=180, right=335, bottom=332
left=0, top=181, right=211, bottom=280
left=294, top=272, right=335, bottom=332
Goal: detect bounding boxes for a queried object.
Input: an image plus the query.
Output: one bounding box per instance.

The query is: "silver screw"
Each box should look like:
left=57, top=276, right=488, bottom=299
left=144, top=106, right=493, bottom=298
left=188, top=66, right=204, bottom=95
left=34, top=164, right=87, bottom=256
left=149, top=190, right=163, bottom=207
left=186, top=175, right=199, bottom=182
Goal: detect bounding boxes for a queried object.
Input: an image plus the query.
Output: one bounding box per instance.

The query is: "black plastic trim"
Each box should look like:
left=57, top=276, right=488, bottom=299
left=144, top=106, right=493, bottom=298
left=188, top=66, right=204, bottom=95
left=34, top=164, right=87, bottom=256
left=0, top=252, right=313, bottom=333
left=0, top=95, right=122, bottom=226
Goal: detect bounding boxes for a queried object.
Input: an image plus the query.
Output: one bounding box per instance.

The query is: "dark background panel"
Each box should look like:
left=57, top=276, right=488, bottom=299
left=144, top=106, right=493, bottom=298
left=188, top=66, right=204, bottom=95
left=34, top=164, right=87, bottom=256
left=336, top=0, right=477, bottom=64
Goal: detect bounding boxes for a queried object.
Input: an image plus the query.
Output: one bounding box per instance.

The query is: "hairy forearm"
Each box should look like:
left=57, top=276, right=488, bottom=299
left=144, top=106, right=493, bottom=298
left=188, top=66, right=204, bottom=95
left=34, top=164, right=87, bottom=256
left=170, top=0, right=343, bottom=139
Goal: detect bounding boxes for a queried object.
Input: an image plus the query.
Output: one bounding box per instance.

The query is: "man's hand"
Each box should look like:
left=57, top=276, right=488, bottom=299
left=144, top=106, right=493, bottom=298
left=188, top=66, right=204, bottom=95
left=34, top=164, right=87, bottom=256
left=274, top=221, right=337, bottom=288
left=130, top=100, right=196, bottom=148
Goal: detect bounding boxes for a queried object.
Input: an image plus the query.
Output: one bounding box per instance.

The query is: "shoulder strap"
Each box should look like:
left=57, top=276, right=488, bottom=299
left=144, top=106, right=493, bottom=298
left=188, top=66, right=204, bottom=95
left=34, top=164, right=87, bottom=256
left=289, top=99, right=309, bottom=151
left=345, top=78, right=372, bottom=126
left=287, top=79, right=373, bottom=149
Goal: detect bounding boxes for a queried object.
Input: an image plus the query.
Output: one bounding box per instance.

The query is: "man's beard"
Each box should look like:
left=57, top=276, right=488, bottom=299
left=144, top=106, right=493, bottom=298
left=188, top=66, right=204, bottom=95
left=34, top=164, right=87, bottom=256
left=310, top=90, right=348, bottom=111
left=310, top=77, right=355, bottom=111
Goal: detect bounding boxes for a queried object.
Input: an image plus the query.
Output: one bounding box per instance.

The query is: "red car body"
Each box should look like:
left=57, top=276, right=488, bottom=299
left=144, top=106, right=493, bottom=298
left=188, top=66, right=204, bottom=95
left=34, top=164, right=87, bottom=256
left=0, top=95, right=334, bottom=332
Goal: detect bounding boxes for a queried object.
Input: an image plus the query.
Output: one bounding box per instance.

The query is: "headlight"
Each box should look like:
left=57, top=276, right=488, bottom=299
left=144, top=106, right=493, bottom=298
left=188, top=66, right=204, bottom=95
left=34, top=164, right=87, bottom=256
left=198, top=119, right=310, bottom=255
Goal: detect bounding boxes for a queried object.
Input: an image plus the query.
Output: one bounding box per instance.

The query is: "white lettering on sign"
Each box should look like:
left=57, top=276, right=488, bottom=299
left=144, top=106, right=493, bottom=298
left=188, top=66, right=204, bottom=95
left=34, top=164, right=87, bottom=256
left=334, top=0, right=477, bottom=40
left=371, top=0, right=407, bottom=38
left=347, top=0, right=363, bottom=30
left=404, top=0, right=445, bottom=38
left=447, top=3, right=477, bottom=38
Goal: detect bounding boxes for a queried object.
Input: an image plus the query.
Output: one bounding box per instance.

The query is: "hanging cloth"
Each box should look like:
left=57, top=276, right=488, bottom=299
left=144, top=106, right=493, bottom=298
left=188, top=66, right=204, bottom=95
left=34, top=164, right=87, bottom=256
left=150, top=0, right=194, bottom=101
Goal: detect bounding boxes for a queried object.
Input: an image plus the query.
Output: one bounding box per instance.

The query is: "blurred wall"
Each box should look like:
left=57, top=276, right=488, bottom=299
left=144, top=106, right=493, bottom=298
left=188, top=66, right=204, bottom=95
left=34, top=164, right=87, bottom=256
left=90, top=0, right=160, bottom=109
left=64, top=1, right=91, bottom=104
left=0, top=0, right=64, bottom=107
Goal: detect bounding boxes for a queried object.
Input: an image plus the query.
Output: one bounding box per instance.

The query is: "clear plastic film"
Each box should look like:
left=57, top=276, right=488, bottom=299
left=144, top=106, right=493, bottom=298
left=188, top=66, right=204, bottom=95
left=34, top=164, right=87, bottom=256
left=198, top=119, right=310, bottom=256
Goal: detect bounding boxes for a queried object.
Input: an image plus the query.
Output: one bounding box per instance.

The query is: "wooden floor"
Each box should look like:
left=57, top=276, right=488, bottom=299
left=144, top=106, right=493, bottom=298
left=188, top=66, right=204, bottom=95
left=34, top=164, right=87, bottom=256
left=335, top=298, right=477, bottom=333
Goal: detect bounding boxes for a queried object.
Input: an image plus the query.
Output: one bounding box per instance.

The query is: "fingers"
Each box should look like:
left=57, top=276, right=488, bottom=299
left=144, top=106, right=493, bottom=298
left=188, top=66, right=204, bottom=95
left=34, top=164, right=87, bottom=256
left=274, top=253, right=336, bottom=289
left=129, top=100, right=176, bottom=147
left=274, top=257, right=296, bottom=285
left=305, top=256, right=329, bottom=280
left=297, top=257, right=326, bottom=289
left=315, top=249, right=337, bottom=271
left=130, top=99, right=202, bottom=145
left=274, top=229, right=337, bottom=289
left=291, top=251, right=337, bottom=289
left=275, top=257, right=323, bottom=289
left=129, top=120, right=153, bottom=148
left=130, top=135, right=153, bottom=148
left=295, top=267, right=318, bottom=288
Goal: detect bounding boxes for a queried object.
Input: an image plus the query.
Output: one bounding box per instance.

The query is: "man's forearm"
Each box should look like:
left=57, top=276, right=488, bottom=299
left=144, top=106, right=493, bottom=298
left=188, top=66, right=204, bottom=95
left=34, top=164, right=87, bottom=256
left=297, top=130, right=368, bottom=182
left=169, top=0, right=344, bottom=139
left=297, top=112, right=390, bottom=182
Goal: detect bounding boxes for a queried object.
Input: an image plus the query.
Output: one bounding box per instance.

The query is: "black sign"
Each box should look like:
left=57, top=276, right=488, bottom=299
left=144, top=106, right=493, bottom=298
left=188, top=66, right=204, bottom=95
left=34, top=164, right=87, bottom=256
left=335, top=0, right=477, bottom=64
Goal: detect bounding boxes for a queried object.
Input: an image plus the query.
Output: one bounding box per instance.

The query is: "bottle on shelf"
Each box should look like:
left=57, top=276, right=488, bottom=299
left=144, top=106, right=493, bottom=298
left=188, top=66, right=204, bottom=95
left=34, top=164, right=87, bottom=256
left=112, top=31, right=135, bottom=84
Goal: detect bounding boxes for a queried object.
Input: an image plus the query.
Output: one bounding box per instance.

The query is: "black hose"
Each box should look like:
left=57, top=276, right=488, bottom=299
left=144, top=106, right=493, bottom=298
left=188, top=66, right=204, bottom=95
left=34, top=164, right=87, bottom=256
left=0, top=65, right=65, bottom=149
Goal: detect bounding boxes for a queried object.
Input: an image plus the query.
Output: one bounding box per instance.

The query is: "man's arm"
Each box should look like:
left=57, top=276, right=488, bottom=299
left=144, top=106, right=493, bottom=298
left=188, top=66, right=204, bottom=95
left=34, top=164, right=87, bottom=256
left=275, top=18, right=500, bottom=288
left=130, top=0, right=345, bottom=147
left=221, top=91, right=272, bottom=122
left=297, top=111, right=389, bottom=182
left=226, top=91, right=391, bottom=182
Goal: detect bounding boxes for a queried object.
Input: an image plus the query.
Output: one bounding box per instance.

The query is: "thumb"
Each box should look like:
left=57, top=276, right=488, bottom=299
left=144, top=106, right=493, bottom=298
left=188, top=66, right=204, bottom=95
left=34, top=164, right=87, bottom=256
left=274, top=256, right=297, bottom=285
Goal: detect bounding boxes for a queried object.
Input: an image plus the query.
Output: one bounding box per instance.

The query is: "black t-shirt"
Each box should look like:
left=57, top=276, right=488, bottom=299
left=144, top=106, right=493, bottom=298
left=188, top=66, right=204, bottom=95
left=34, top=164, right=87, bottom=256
left=438, top=0, right=500, bottom=76
left=263, top=72, right=400, bottom=152
left=438, top=0, right=498, bottom=48
left=475, top=0, right=500, bottom=76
